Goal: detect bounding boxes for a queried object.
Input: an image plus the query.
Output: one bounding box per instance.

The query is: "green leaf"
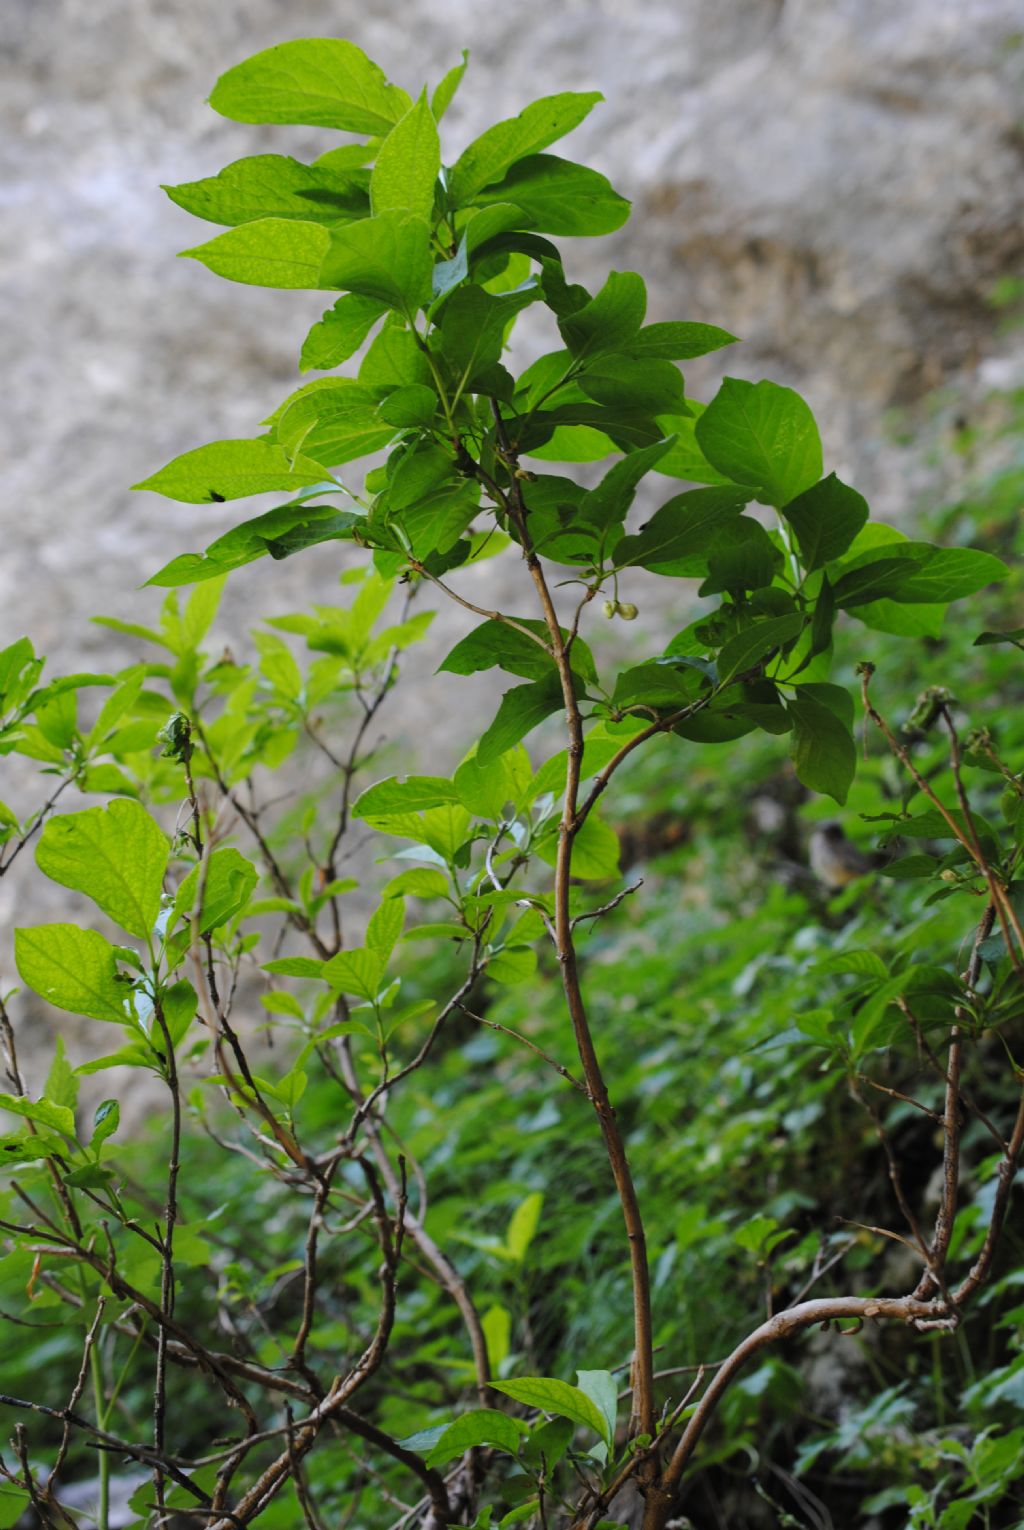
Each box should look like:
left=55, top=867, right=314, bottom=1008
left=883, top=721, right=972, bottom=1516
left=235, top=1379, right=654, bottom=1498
left=147, top=503, right=360, bottom=587
left=781, top=473, right=869, bottom=570
left=491, top=1377, right=610, bottom=1445
left=478, top=675, right=568, bottom=766
left=322, top=947, right=385, bottom=1000
left=90, top=1098, right=120, bottom=1150
left=320, top=213, right=433, bottom=313
left=263, top=956, right=325, bottom=979
left=36, top=799, right=169, bottom=939
left=45, top=1035, right=78, bottom=1112
left=505, top=1191, right=544, bottom=1261
left=180, top=218, right=331, bottom=289
left=164, top=155, right=369, bottom=228
left=209, top=39, right=412, bottom=134
left=889, top=546, right=1008, bottom=604
left=787, top=696, right=856, bottom=805
left=366, top=895, right=405, bottom=960
left=354, top=776, right=463, bottom=818
left=378, top=385, right=438, bottom=428
left=133, top=439, right=331, bottom=505
left=0, top=1092, right=76, bottom=1139
left=614, top=486, right=748, bottom=572
left=489, top=946, right=539, bottom=984
left=699, top=518, right=782, bottom=595
left=15, top=925, right=131, bottom=1024
left=708, top=616, right=801, bottom=685
left=454, top=746, right=532, bottom=820
left=387, top=441, right=457, bottom=510
left=538, top=811, right=620, bottom=881
left=695, top=378, right=823, bottom=506
left=469, top=154, right=629, bottom=236
left=385, top=867, right=449, bottom=899
left=577, top=357, right=686, bottom=416
left=435, top=283, right=540, bottom=387
left=300, top=294, right=388, bottom=372
left=431, top=51, right=469, bottom=121
left=173, top=847, right=259, bottom=934
left=651, top=403, right=733, bottom=485
left=577, top=436, right=679, bottom=531
left=425, top=1410, right=523, bottom=1468
left=559, top=271, right=647, bottom=359
left=576, top=1371, right=618, bottom=1448
left=450, top=92, right=603, bottom=204
left=371, top=93, right=440, bottom=223
left=275, top=379, right=394, bottom=467
left=626, top=322, right=737, bottom=361
left=439, top=619, right=555, bottom=683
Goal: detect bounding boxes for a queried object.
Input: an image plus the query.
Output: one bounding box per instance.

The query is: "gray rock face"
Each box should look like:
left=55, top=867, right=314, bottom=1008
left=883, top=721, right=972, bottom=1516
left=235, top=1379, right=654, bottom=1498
left=0, top=1, right=1022, bottom=1004
left=1, top=0, right=1021, bottom=652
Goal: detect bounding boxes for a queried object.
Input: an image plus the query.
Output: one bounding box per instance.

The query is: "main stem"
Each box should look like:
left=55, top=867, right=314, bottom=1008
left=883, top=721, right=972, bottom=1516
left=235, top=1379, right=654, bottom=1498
left=490, top=418, right=656, bottom=1441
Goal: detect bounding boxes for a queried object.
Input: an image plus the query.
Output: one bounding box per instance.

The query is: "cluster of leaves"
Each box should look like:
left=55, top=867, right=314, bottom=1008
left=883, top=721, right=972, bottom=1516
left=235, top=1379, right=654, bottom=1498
left=1, top=33, right=1022, bottom=1530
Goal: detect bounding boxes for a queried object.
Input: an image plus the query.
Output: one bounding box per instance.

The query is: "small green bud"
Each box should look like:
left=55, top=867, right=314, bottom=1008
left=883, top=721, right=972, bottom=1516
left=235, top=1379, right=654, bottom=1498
left=617, top=602, right=638, bottom=621
left=602, top=600, right=618, bottom=619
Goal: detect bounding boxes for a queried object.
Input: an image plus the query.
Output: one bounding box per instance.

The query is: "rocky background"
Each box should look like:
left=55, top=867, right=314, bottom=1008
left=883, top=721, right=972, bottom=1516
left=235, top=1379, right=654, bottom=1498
left=1, top=0, right=1023, bottom=951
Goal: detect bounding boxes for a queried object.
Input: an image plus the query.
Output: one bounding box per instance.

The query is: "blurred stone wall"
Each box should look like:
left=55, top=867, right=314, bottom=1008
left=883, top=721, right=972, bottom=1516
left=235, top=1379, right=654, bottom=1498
left=2, top=0, right=1022, bottom=655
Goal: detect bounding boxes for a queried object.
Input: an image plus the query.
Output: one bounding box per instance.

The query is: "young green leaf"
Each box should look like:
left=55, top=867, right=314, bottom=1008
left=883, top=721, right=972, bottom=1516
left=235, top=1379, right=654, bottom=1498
left=164, top=155, right=370, bottom=228
left=180, top=217, right=331, bottom=289
left=449, top=92, right=603, bottom=204
left=36, top=799, right=169, bottom=939
left=15, top=925, right=131, bottom=1024
left=431, top=51, right=469, bottom=121
left=371, top=93, right=440, bottom=223
left=695, top=378, right=823, bottom=507
left=209, top=39, right=412, bottom=134
left=133, top=440, right=332, bottom=504
left=300, top=294, right=388, bottom=372
left=353, top=776, right=463, bottom=817
left=490, top=1377, right=611, bottom=1445
left=275, top=379, right=394, bottom=466
left=173, top=847, right=259, bottom=934
left=147, top=504, right=361, bottom=588
left=321, top=946, right=385, bottom=1000
left=320, top=212, right=433, bottom=313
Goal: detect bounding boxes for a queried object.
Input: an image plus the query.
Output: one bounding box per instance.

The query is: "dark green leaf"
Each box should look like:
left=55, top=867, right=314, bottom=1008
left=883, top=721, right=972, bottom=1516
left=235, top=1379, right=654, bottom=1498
left=716, top=615, right=806, bottom=686
left=614, top=487, right=749, bottom=571
left=378, top=384, right=438, bottom=428
left=209, top=39, right=412, bottom=134
left=559, top=271, right=647, bottom=358
left=577, top=357, right=686, bottom=415
left=435, top=282, right=540, bottom=384
left=578, top=436, right=679, bottom=531
left=695, top=378, right=823, bottom=506
left=387, top=442, right=457, bottom=511
left=478, top=674, right=569, bottom=765
left=626, top=322, right=738, bottom=361
left=699, top=518, right=783, bottom=595
left=781, top=473, right=869, bottom=570
left=450, top=92, right=603, bottom=203
left=787, top=696, right=856, bottom=804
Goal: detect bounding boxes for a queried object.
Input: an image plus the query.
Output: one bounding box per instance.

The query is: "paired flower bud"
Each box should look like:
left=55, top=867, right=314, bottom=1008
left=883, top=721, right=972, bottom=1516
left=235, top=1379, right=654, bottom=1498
left=602, top=600, right=638, bottom=621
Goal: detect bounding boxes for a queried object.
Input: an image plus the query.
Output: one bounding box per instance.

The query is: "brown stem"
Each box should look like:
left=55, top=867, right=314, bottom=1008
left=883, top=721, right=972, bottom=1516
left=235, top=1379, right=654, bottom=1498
left=488, top=404, right=656, bottom=1441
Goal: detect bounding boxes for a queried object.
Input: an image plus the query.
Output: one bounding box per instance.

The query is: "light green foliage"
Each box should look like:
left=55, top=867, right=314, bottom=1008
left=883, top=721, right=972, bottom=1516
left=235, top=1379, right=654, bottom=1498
left=2, top=34, right=1021, bottom=1530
